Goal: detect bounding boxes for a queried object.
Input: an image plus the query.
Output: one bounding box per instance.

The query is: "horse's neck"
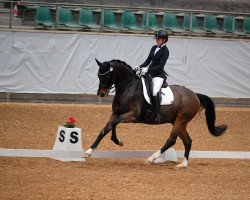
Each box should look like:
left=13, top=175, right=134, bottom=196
left=112, top=63, right=141, bottom=94
left=112, top=78, right=143, bottom=113
left=113, top=67, right=134, bottom=85
left=114, top=76, right=141, bottom=94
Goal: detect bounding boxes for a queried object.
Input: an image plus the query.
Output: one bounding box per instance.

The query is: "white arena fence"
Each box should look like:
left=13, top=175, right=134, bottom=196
left=0, top=126, right=249, bottom=162
left=0, top=149, right=250, bottom=160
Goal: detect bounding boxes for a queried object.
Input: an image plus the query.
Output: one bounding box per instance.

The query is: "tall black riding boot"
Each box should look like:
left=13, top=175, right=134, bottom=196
left=152, top=94, right=162, bottom=123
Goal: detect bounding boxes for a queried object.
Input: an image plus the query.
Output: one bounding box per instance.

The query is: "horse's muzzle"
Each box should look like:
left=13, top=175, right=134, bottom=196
left=97, top=87, right=109, bottom=97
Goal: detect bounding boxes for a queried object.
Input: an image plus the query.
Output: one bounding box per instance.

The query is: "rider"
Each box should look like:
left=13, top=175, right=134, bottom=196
left=135, top=30, right=169, bottom=123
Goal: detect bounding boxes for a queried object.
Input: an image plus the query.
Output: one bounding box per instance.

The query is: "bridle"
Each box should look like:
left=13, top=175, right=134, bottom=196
left=98, top=67, right=137, bottom=94
left=98, top=69, right=113, bottom=89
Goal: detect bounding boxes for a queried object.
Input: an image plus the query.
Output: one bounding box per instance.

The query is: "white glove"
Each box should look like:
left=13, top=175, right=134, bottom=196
left=141, top=67, right=148, bottom=75
left=134, top=66, right=140, bottom=72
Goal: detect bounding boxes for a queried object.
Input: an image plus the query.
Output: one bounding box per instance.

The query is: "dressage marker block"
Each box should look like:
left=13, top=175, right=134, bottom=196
left=52, top=126, right=85, bottom=161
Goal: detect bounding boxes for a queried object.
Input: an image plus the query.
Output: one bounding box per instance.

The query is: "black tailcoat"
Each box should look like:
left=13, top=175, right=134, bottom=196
left=139, top=45, right=169, bottom=79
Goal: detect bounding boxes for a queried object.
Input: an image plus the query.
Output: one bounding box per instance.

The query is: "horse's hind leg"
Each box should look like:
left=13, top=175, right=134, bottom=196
left=176, top=130, right=192, bottom=168
left=146, top=123, right=180, bottom=163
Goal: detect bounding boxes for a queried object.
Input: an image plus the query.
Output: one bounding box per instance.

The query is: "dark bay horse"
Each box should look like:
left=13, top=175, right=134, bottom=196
left=83, top=59, right=227, bottom=168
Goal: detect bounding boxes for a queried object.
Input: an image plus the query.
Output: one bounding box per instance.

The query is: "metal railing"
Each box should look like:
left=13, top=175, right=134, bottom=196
left=0, top=0, right=249, bottom=38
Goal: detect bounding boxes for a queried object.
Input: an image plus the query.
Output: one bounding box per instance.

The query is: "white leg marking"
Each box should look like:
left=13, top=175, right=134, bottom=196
left=118, top=139, right=124, bottom=146
left=176, top=157, right=188, bottom=168
left=146, top=150, right=161, bottom=163
left=83, top=148, right=94, bottom=158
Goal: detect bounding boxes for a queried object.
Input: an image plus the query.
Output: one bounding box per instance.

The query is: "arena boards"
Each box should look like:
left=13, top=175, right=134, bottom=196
left=1, top=126, right=249, bottom=161
left=0, top=148, right=249, bottom=160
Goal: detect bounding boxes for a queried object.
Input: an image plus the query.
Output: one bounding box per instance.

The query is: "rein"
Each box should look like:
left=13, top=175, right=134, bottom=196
left=98, top=69, right=137, bottom=94
left=98, top=60, right=140, bottom=94
left=110, top=75, right=137, bottom=93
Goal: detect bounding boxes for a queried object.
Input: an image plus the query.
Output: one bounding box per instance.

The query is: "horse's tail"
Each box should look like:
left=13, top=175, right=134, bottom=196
left=196, top=93, right=228, bottom=136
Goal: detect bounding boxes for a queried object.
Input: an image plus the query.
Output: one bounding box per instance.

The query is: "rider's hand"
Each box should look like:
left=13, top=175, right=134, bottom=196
left=134, top=66, right=140, bottom=72
left=141, top=67, right=148, bottom=75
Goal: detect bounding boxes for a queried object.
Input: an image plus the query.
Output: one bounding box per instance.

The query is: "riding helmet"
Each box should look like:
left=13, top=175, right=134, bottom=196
left=154, top=30, right=168, bottom=42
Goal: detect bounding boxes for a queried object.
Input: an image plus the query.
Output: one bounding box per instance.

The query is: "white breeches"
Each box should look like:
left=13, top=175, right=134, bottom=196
left=152, top=77, right=164, bottom=96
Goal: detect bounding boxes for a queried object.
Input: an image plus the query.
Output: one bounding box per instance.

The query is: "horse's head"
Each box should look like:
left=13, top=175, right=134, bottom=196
left=95, top=58, right=137, bottom=97
left=95, top=58, right=114, bottom=97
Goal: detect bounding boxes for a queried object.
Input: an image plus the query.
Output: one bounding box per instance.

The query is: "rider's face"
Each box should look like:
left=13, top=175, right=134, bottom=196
left=156, top=38, right=164, bottom=46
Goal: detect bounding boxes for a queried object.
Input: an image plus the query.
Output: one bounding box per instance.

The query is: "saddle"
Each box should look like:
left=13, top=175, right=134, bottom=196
left=142, top=76, right=174, bottom=105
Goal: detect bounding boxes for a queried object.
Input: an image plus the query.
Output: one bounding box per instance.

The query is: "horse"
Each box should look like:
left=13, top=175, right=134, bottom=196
left=83, top=59, right=228, bottom=168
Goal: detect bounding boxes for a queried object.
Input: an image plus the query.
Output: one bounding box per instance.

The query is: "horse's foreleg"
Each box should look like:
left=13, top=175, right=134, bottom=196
left=119, top=111, right=137, bottom=123
left=83, top=129, right=110, bottom=158
left=83, top=115, right=120, bottom=158
left=111, top=126, right=124, bottom=146
left=176, top=130, right=192, bottom=168
left=83, top=111, right=137, bottom=158
left=110, top=111, right=137, bottom=146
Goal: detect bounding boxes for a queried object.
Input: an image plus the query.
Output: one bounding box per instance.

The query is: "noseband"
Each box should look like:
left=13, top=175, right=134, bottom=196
left=98, top=70, right=113, bottom=89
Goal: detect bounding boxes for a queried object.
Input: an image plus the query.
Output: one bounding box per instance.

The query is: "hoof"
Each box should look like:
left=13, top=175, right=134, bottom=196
left=83, top=148, right=94, bottom=158
left=175, top=165, right=187, bottom=170
left=145, top=150, right=161, bottom=164
left=82, top=153, right=91, bottom=158
left=145, top=156, right=155, bottom=164
left=175, top=163, right=188, bottom=169
left=118, top=139, right=124, bottom=146
left=144, top=159, right=152, bottom=165
left=175, top=157, right=188, bottom=168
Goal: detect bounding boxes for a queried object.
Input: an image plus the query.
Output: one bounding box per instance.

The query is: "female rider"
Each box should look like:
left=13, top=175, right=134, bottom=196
left=135, top=30, right=169, bottom=123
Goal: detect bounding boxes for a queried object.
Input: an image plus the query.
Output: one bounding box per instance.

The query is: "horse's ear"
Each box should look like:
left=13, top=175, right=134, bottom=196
left=95, top=58, right=102, bottom=68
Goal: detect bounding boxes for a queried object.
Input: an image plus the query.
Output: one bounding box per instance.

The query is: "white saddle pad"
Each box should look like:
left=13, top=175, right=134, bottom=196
left=141, top=77, right=174, bottom=105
